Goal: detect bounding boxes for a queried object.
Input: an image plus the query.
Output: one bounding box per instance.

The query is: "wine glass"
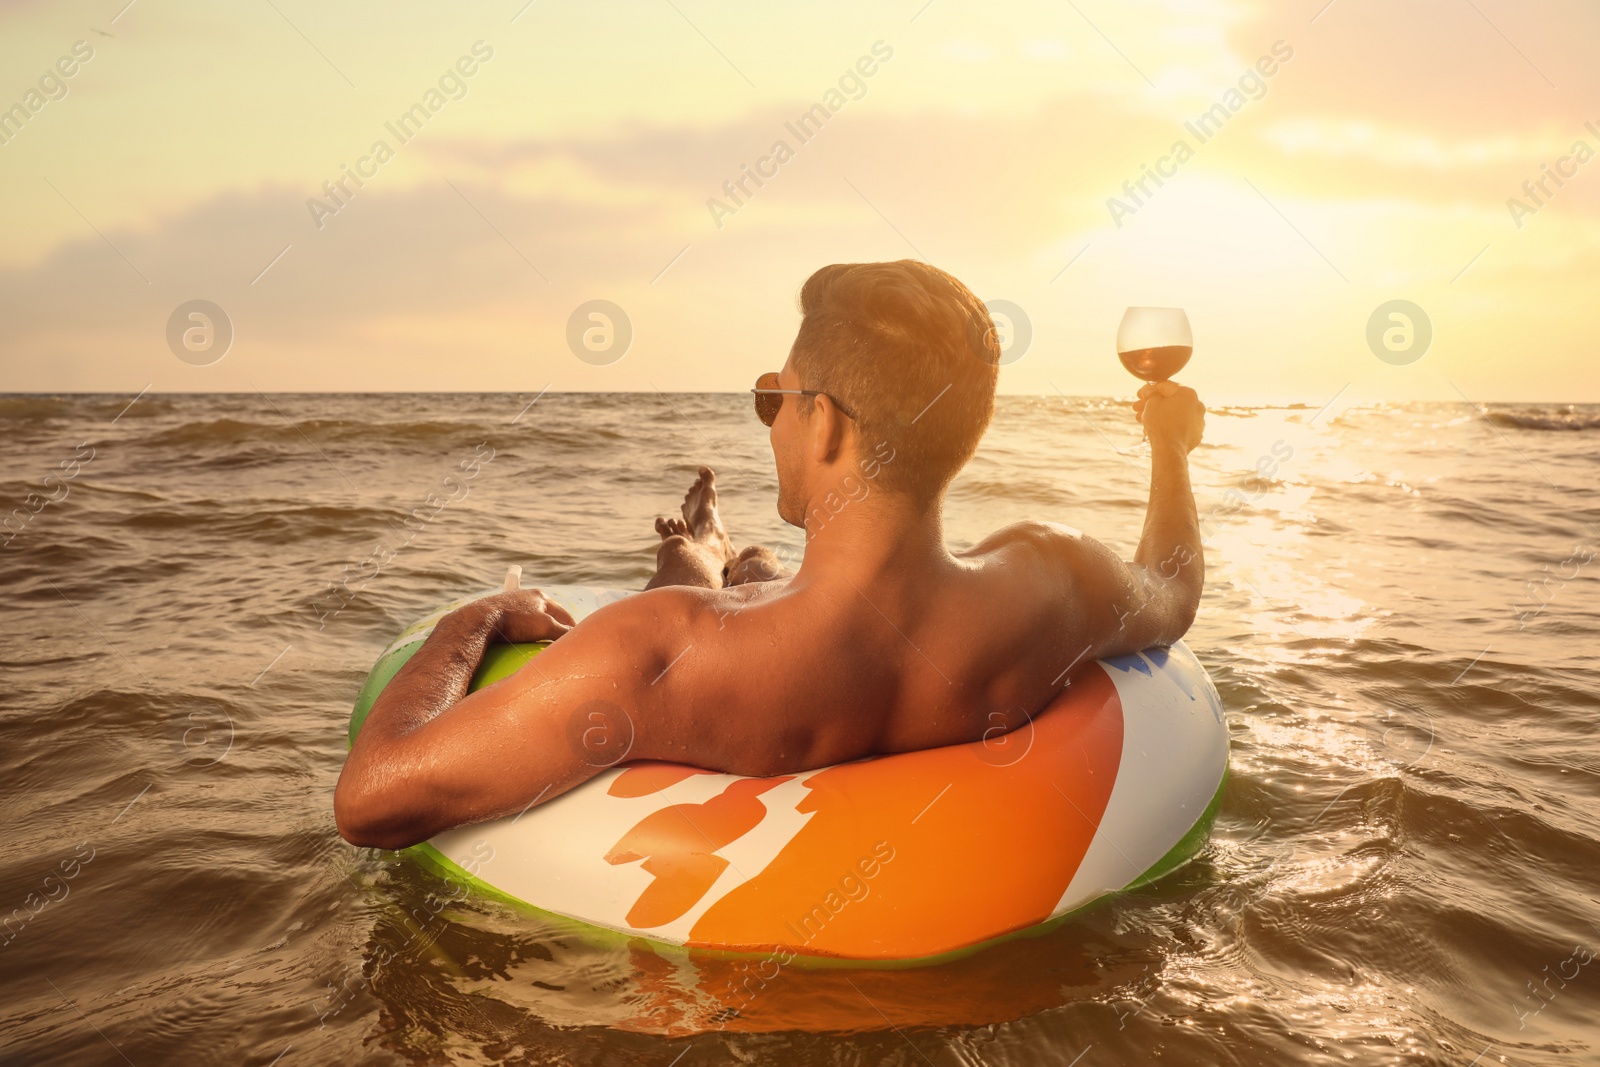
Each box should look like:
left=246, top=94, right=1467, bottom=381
left=1117, top=307, right=1191, bottom=450
left=1117, top=307, right=1192, bottom=382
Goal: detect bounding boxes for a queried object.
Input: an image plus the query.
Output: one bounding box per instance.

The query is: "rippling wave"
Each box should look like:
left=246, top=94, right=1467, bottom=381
left=1484, top=407, right=1600, bottom=431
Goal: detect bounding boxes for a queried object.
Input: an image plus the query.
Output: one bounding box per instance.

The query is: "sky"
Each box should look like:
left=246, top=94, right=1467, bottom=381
left=1, top=0, right=1597, bottom=402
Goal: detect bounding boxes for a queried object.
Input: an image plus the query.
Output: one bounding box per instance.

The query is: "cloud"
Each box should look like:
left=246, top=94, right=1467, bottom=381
left=1260, top=119, right=1577, bottom=170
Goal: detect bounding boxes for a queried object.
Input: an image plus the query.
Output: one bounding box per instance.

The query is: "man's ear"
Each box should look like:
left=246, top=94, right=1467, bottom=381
left=807, top=397, right=850, bottom=465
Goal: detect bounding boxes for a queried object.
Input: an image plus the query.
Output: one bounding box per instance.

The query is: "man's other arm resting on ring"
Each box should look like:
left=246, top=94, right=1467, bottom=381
left=334, top=590, right=584, bottom=850
left=333, top=588, right=758, bottom=851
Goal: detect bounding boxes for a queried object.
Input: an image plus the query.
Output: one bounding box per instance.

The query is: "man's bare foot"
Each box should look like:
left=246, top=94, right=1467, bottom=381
left=727, top=545, right=785, bottom=585
left=649, top=468, right=786, bottom=591
left=677, top=466, right=736, bottom=564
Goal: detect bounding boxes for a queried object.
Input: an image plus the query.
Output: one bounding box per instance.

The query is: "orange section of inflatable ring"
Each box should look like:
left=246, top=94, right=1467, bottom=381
left=655, top=664, right=1126, bottom=960
left=605, top=776, right=796, bottom=928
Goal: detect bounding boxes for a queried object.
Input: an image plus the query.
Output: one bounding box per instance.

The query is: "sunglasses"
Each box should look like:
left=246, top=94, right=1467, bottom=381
left=750, top=372, right=857, bottom=427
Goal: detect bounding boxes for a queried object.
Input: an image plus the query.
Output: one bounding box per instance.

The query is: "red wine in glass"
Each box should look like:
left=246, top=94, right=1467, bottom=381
left=1117, top=308, right=1192, bottom=382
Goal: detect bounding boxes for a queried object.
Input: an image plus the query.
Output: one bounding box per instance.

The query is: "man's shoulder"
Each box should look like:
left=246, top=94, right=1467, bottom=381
left=964, top=521, right=1124, bottom=603
left=521, top=585, right=734, bottom=708
left=563, top=582, right=774, bottom=654
left=967, top=519, right=1094, bottom=560
left=568, top=583, right=715, bottom=637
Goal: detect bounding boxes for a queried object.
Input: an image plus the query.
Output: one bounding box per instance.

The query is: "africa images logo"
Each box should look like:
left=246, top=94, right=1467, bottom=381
left=1107, top=41, right=1294, bottom=227
left=705, top=41, right=894, bottom=229
left=305, top=42, right=495, bottom=230
left=0, top=40, right=94, bottom=148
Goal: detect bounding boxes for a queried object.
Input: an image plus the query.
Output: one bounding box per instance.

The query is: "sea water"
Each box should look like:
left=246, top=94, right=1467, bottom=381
left=1, top=392, right=1596, bottom=1064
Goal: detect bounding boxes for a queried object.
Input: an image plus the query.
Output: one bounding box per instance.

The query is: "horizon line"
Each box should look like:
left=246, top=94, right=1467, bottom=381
left=0, top=389, right=1585, bottom=406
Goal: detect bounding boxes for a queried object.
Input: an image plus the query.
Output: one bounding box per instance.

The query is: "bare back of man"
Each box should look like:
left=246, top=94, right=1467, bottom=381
left=336, top=261, right=1206, bottom=850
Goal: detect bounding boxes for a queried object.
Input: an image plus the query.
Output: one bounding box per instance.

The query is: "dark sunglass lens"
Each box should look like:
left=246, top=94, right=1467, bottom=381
left=755, top=392, right=780, bottom=426
left=753, top=373, right=782, bottom=426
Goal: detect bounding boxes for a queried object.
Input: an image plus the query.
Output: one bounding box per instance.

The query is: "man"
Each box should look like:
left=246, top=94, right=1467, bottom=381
left=336, top=260, right=1206, bottom=850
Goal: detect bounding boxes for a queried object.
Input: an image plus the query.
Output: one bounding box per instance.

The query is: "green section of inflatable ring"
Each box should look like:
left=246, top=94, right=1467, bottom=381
left=349, top=637, right=543, bottom=747
left=348, top=631, right=1228, bottom=966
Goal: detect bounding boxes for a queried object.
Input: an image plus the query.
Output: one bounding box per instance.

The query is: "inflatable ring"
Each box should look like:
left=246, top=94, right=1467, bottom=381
left=348, top=583, right=1229, bottom=964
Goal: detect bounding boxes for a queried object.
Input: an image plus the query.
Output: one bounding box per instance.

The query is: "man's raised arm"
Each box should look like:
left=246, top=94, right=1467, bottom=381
left=1045, top=382, right=1206, bottom=663
left=1128, top=380, right=1206, bottom=634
